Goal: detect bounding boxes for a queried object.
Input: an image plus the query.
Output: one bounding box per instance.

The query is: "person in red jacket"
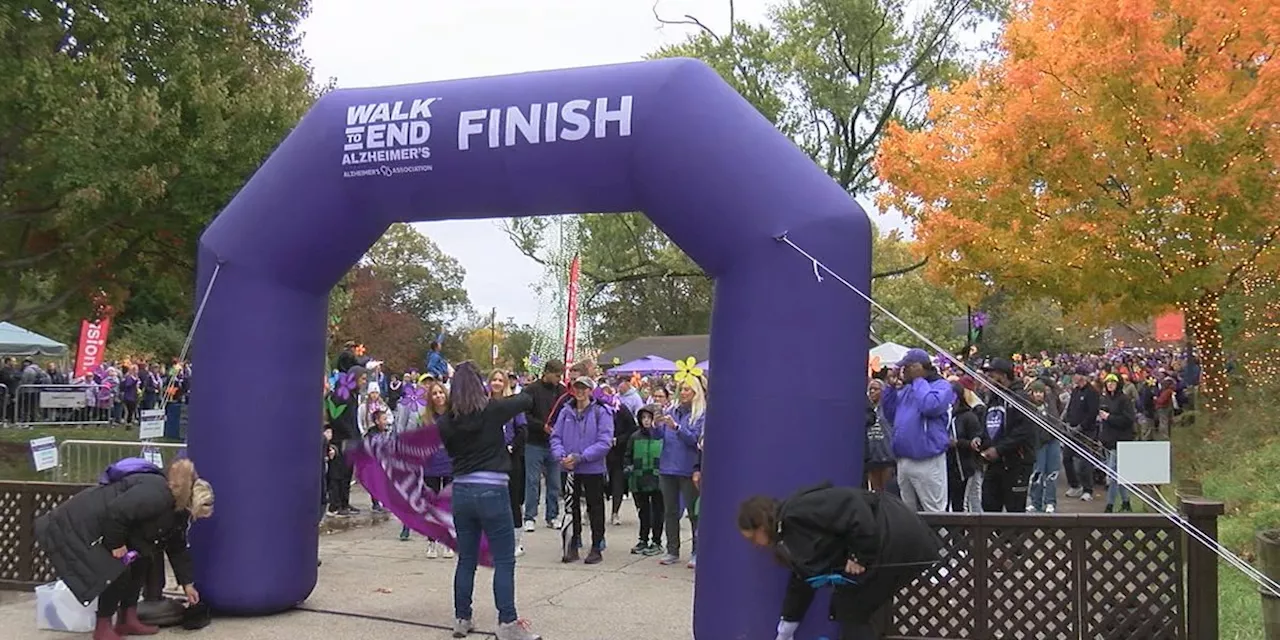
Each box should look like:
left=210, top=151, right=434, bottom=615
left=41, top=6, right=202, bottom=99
left=1153, top=376, right=1176, bottom=440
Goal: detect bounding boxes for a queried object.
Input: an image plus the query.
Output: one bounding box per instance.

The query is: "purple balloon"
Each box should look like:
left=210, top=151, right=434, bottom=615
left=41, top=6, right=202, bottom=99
left=189, top=58, right=871, bottom=638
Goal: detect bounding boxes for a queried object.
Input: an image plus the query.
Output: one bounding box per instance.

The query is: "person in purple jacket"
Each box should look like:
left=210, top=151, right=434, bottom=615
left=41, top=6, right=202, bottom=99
left=881, top=348, right=955, bottom=513
left=657, top=377, right=706, bottom=568
left=550, top=376, right=614, bottom=564
left=120, top=366, right=141, bottom=425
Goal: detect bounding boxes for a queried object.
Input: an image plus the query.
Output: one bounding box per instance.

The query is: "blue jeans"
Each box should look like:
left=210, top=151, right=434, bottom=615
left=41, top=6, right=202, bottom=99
left=452, top=483, right=518, bottom=624
left=1028, top=439, right=1061, bottom=510
left=523, top=444, right=561, bottom=522
left=1105, top=449, right=1131, bottom=506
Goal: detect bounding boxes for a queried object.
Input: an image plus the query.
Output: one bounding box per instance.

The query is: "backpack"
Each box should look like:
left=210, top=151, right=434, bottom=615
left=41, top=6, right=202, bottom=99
left=98, top=458, right=163, bottom=485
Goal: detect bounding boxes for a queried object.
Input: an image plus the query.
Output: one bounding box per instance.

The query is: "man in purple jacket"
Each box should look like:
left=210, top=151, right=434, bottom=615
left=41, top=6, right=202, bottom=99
left=882, top=349, right=954, bottom=512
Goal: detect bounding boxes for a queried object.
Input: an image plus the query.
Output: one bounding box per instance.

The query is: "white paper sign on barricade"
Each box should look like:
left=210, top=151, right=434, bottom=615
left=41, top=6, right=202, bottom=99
left=40, top=391, right=86, bottom=409
left=30, top=436, right=59, bottom=472
left=141, top=446, right=165, bottom=468
left=138, top=409, right=165, bottom=440
left=1116, top=441, right=1172, bottom=485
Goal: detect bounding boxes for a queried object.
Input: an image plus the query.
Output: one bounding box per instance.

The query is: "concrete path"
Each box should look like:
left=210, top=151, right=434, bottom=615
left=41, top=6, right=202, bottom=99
left=0, top=503, right=697, bottom=640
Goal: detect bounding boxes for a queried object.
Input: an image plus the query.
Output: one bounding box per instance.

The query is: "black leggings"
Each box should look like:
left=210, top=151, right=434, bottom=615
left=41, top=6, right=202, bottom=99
left=508, top=451, right=525, bottom=526
left=98, top=558, right=146, bottom=618
left=425, top=476, right=451, bottom=541
left=568, top=474, right=606, bottom=549
left=633, top=490, right=664, bottom=545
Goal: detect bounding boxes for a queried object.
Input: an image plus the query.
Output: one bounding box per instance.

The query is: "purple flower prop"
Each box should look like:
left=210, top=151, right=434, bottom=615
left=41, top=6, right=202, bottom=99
left=592, top=387, right=619, bottom=411
left=334, top=372, right=357, bottom=401
left=971, top=312, right=988, bottom=329
left=402, top=384, right=428, bottom=412
left=529, top=355, right=542, bottom=366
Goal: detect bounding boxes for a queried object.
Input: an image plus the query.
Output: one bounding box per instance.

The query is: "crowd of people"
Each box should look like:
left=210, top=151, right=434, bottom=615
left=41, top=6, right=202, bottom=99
left=321, top=341, right=706, bottom=640
left=866, top=346, right=1199, bottom=516
left=0, top=356, right=191, bottom=425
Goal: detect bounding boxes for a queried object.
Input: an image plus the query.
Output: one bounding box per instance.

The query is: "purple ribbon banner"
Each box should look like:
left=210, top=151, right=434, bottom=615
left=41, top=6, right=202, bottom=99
left=346, top=426, right=492, bottom=566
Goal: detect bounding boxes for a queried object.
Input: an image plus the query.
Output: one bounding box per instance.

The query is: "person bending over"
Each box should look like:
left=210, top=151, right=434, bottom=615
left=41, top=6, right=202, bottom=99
left=738, top=482, right=940, bottom=640
left=36, top=458, right=214, bottom=640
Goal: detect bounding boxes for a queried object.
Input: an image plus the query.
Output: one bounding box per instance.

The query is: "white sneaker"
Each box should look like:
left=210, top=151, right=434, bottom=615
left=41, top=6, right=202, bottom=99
left=1065, top=487, right=1083, bottom=498
left=496, top=619, right=541, bottom=640
left=523, top=520, right=536, bottom=533
left=545, top=519, right=558, bottom=529
left=515, top=544, right=526, bottom=558
left=442, top=545, right=455, bottom=559
left=1080, top=492, right=1093, bottom=502
left=426, top=541, right=439, bottom=559
left=1025, top=505, right=1037, bottom=513
left=1045, top=504, right=1057, bottom=514
left=610, top=513, right=622, bottom=526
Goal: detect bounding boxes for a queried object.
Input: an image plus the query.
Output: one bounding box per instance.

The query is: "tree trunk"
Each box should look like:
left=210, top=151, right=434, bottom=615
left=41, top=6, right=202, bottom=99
left=1185, top=291, right=1228, bottom=411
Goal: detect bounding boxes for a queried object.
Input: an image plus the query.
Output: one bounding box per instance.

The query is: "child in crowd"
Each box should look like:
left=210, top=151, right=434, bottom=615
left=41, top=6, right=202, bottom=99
left=625, top=405, right=665, bottom=556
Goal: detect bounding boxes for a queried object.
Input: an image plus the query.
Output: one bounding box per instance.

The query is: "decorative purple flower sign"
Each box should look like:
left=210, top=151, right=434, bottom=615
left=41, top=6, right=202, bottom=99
left=971, top=312, right=988, bottom=329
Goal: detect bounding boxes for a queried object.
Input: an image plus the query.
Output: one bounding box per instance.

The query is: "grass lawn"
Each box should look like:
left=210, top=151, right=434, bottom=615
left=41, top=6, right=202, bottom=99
left=0, top=424, right=176, bottom=481
left=1172, top=397, right=1280, bottom=640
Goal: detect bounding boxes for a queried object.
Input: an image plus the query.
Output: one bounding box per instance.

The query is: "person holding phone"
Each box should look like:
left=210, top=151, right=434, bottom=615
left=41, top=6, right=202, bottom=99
left=657, top=378, right=706, bottom=568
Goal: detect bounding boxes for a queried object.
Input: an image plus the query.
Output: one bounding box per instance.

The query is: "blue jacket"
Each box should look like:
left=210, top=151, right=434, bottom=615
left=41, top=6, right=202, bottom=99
left=658, top=404, right=704, bottom=477
left=883, top=375, right=954, bottom=460
left=550, top=400, right=614, bottom=475
left=426, top=351, right=449, bottom=379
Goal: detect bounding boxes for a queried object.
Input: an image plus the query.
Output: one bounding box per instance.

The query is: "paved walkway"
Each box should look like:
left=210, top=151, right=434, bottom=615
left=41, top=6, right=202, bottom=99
left=0, top=503, right=697, bottom=640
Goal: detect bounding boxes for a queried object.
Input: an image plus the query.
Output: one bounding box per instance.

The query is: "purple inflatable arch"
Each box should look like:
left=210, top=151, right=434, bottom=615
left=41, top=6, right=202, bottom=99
left=190, top=58, right=871, bottom=638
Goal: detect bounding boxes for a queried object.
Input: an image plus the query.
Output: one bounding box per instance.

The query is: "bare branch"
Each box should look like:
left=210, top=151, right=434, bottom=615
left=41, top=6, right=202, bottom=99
left=872, top=257, right=929, bottom=279
left=653, top=0, right=719, bottom=39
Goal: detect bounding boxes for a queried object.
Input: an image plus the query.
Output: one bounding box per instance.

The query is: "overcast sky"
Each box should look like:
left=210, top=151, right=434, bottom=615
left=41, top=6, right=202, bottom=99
left=301, top=0, right=890, bottom=324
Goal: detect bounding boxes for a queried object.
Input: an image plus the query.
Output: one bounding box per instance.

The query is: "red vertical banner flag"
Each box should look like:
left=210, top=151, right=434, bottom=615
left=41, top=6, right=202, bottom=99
left=1153, top=312, right=1186, bottom=342
left=564, top=255, right=581, bottom=364
left=74, top=317, right=112, bottom=379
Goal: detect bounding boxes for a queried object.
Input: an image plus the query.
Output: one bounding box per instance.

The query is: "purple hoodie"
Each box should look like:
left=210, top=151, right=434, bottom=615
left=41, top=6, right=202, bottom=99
left=658, top=403, right=704, bottom=477
left=550, top=400, right=614, bottom=475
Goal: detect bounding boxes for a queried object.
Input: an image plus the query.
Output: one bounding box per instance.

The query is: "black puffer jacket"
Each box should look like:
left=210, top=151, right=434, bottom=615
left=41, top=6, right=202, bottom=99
left=778, top=483, right=941, bottom=625
left=34, top=473, right=195, bottom=606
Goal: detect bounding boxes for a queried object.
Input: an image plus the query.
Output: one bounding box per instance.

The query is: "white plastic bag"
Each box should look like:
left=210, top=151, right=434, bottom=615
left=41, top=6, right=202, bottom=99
left=35, top=580, right=97, bottom=633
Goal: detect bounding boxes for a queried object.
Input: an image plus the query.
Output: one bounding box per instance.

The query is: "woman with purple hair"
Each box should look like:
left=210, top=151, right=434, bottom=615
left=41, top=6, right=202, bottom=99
left=437, top=361, right=540, bottom=640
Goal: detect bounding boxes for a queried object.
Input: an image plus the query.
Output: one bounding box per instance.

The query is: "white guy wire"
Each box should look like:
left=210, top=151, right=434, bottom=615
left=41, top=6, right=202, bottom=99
left=775, top=234, right=1280, bottom=597
left=159, top=262, right=222, bottom=412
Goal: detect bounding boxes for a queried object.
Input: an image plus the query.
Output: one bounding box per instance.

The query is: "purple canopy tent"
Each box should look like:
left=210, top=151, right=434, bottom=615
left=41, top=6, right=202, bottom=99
left=609, top=355, right=678, bottom=374
left=189, top=58, right=871, bottom=639
left=696, top=360, right=709, bottom=371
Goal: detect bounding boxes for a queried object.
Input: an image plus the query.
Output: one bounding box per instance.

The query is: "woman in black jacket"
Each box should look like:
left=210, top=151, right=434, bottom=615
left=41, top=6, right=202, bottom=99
left=946, top=382, right=984, bottom=512
left=437, top=361, right=540, bottom=640
left=737, top=483, right=941, bottom=640
left=1099, top=374, right=1137, bottom=512
left=35, top=458, right=211, bottom=640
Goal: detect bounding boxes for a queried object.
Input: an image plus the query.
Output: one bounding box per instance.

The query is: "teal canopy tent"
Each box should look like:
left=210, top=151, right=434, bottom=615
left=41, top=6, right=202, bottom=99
left=0, top=322, right=69, bottom=358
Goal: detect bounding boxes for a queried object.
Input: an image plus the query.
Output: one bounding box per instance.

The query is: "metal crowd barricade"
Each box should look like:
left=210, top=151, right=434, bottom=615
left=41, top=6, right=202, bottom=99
left=55, top=440, right=187, bottom=483
left=0, top=384, right=10, bottom=424
left=13, top=384, right=114, bottom=426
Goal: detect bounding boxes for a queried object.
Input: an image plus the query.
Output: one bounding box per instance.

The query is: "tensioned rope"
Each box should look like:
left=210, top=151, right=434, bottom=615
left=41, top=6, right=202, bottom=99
left=775, top=233, right=1280, bottom=598
left=158, top=262, right=222, bottom=413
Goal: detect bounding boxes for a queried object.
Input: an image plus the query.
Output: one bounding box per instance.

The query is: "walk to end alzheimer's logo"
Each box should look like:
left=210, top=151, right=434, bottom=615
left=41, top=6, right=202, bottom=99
left=341, top=97, right=439, bottom=179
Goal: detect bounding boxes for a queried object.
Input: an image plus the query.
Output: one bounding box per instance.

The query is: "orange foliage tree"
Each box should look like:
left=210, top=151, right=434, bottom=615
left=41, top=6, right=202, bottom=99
left=876, top=0, right=1280, bottom=410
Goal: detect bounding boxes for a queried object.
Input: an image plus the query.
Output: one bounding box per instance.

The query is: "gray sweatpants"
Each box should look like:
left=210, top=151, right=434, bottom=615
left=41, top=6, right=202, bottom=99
left=660, top=475, right=699, bottom=557
left=897, top=454, right=948, bottom=512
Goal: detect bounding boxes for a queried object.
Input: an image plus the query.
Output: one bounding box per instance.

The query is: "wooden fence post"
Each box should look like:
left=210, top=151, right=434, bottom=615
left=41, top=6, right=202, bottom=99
left=1259, top=529, right=1280, bottom=640
left=1182, top=497, right=1225, bottom=640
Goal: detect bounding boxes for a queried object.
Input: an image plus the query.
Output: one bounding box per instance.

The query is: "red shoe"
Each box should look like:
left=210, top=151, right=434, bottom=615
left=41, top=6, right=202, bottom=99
left=93, top=617, right=122, bottom=640
left=114, top=607, right=160, bottom=635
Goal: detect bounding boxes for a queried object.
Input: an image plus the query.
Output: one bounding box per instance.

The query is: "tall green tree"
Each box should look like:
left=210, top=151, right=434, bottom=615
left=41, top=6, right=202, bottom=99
left=1, top=1, right=323, bottom=325
left=870, top=227, right=965, bottom=349
left=363, top=224, right=472, bottom=332
left=507, top=0, right=1000, bottom=346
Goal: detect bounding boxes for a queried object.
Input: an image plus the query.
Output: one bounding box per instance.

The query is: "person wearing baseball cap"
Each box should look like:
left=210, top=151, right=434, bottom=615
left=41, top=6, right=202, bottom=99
left=550, top=375, right=614, bottom=564
left=974, top=358, right=1037, bottom=512
left=881, top=348, right=954, bottom=512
